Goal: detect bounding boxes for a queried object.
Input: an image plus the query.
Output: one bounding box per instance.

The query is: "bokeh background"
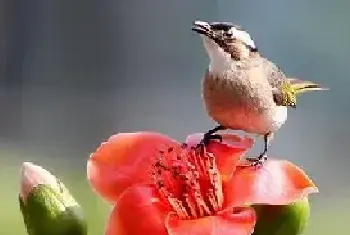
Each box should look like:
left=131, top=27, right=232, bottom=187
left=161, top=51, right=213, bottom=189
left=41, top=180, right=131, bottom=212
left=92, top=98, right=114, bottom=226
left=1, top=0, right=348, bottom=234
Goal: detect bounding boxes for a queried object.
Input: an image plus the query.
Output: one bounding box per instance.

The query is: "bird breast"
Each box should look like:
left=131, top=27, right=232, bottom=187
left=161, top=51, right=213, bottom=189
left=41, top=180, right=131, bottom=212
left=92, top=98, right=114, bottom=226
left=202, top=68, right=288, bottom=134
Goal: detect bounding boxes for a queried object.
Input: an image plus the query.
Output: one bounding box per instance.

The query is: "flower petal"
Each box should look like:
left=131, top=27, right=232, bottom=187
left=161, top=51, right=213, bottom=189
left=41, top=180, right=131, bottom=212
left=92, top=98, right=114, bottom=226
left=223, top=158, right=318, bottom=207
left=186, top=133, right=253, bottom=182
left=166, top=207, right=256, bottom=235
left=87, top=132, right=177, bottom=202
left=105, top=185, right=169, bottom=235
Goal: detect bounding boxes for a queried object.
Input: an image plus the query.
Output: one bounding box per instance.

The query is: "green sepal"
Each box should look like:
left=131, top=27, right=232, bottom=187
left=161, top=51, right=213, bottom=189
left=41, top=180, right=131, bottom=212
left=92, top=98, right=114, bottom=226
left=252, top=197, right=310, bottom=235
left=19, top=184, right=87, bottom=235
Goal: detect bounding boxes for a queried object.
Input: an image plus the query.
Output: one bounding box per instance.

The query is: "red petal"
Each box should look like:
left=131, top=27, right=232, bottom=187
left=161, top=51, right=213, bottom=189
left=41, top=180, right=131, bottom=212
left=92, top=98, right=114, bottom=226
left=223, top=158, right=318, bottom=207
left=186, top=133, right=253, bottom=182
left=166, top=207, right=256, bottom=235
left=105, top=208, right=121, bottom=235
left=87, top=132, right=177, bottom=202
left=105, top=185, right=169, bottom=235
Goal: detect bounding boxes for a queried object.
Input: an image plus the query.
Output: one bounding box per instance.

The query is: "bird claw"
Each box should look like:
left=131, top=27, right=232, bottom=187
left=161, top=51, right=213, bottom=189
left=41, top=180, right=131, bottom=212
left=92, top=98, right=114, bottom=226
left=246, top=154, right=267, bottom=167
left=203, top=133, right=223, bottom=145
left=195, top=133, right=223, bottom=156
left=196, top=133, right=222, bottom=148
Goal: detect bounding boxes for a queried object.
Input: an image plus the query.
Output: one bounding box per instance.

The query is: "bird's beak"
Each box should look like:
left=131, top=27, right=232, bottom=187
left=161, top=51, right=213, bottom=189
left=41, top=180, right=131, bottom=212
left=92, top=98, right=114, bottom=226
left=191, top=20, right=210, bottom=36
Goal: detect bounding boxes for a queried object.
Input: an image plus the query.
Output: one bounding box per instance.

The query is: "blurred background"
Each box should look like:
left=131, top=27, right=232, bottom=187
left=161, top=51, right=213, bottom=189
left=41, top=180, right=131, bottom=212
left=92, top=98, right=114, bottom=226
left=0, top=0, right=348, bottom=234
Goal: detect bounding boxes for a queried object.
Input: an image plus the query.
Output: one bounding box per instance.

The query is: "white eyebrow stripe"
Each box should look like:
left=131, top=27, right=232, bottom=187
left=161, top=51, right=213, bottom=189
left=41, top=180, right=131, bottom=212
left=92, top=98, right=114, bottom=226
left=194, top=20, right=209, bottom=27
left=231, top=27, right=256, bottom=49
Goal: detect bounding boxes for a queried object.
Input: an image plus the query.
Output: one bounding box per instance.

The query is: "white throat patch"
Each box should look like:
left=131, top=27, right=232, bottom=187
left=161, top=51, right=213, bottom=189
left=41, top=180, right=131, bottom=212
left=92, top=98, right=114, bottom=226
left=202, top=36, right=233, bottom=75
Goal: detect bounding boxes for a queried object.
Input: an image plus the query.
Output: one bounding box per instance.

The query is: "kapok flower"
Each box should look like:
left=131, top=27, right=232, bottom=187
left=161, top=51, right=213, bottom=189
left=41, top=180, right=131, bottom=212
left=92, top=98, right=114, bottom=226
left=87, top=132, right=318, bottom=235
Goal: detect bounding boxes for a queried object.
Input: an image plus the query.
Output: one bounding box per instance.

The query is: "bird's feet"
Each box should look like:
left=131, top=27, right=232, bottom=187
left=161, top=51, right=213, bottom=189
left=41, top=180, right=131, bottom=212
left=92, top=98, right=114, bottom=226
left=195, top=126, right=226, bottom=154
left=195, top=132, right=222, bottom=156
left=198, top=132, right=223, bottom=147
left=246, top=153, right=267, bottom=167
left=246, top=132, right=271, bottom=166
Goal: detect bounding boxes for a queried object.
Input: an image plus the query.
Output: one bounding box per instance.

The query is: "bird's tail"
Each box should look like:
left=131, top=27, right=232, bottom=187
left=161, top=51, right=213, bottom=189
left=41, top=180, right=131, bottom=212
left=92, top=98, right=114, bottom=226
left=288, top=77, right=329, bottom=94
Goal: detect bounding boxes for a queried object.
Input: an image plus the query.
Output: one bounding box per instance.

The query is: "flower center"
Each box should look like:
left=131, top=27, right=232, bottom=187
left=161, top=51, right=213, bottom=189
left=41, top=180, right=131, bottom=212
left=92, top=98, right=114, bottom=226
left=152, top=144, right=223, bottom=219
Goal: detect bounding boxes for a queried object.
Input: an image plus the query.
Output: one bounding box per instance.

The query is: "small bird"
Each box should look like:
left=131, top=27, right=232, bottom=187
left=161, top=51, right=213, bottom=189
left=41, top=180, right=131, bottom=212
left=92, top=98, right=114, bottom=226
left=192, top=20, right=327, bottom=165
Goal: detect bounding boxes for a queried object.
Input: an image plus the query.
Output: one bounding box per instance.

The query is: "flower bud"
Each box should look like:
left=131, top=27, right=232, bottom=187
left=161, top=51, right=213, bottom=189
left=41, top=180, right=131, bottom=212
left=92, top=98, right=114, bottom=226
left=19, top=162, right=87, bottom=235
left=252, top=197, right=310, bottom=235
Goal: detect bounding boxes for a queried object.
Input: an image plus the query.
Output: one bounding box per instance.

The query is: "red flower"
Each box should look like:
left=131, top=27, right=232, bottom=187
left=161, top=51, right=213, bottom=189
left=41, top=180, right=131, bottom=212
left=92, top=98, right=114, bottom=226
left=87, top=132, right=318, bottom=235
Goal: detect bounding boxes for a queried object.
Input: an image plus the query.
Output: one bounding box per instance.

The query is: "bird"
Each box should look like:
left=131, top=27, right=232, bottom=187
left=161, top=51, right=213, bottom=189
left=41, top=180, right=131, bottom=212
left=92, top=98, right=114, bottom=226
left=191, top=20, right=328, bottom=165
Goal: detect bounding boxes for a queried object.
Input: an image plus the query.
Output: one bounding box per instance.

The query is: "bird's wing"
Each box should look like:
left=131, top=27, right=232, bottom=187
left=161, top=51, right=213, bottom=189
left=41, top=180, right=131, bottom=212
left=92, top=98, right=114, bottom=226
left=260, top=58, right=291, bottom=106
left=287, top=77, right=329, bottom=92
left=259, top=57, right=328, bottom=107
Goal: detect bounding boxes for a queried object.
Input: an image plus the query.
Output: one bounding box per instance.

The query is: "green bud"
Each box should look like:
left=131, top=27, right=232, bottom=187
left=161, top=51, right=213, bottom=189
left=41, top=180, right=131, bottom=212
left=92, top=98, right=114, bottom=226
left=252, top=197, right=310, bottom=235
left=19, top=162, right=87, bottom=235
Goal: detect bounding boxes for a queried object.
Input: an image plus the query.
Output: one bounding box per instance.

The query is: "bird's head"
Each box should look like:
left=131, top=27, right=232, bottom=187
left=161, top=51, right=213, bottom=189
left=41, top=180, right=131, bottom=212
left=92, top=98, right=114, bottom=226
left=192, top=20, right=257, bottom=67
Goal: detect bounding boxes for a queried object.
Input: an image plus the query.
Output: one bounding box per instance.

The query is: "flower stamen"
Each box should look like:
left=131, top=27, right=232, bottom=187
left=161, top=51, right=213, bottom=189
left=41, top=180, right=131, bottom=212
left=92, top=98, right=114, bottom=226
left=152, top=144, right=223, bottom=219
